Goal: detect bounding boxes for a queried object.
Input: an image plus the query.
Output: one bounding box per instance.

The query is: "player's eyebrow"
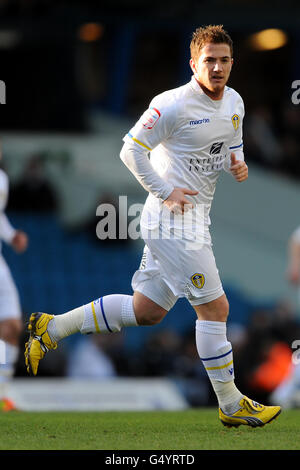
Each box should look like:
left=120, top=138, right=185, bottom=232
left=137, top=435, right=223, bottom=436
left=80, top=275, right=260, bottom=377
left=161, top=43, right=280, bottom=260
left=205, top=55, right=231, bottom=60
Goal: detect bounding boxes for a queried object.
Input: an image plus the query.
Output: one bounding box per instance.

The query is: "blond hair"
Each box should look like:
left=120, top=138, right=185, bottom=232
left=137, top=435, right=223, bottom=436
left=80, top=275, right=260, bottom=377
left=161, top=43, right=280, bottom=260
left=190, top=25, right=233, bottom=61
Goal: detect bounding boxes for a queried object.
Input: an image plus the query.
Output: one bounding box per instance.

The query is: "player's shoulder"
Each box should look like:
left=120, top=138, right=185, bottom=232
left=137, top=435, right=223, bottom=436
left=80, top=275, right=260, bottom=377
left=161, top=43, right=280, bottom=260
left=150, top=82, right=191, bottom=111
left=224, top=86, right=245, bottom=115
left=225, top=86, right=244, bottom=105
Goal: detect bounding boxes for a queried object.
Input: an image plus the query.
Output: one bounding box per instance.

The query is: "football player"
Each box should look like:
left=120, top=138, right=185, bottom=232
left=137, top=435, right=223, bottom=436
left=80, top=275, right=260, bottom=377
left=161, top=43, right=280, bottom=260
left=25, top=25, right=281, bottom=427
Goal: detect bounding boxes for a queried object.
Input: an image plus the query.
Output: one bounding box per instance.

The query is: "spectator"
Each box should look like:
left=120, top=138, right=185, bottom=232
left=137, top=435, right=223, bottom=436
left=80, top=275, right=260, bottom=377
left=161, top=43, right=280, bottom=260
left=244, top=105, right=282, bottom=170
left=8, top=154, right=58, bottom=213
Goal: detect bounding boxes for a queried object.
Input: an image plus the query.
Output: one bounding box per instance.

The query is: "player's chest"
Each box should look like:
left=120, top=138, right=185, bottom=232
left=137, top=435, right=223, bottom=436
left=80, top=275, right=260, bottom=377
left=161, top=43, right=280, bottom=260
left=173, top=101, right=240, bottom=148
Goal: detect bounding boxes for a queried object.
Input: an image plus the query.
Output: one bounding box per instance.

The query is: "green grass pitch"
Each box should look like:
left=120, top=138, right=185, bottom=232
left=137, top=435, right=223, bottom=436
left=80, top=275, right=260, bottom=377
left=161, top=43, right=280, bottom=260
left=0, top=408, right=298, bottom=450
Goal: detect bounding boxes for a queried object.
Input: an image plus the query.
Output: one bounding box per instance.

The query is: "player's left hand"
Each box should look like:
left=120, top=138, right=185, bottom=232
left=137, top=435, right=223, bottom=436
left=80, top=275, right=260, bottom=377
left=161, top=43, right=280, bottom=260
left=230, top=152, right=248, bottom=182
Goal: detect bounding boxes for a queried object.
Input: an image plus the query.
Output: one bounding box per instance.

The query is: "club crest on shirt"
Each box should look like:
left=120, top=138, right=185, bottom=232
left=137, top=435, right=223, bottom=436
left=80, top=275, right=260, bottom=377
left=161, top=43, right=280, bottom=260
left=191, top=273, right=205, bottom=289
left=231, top=114, right=240, bottom=131
left=142, top=107, right=161, bottom=129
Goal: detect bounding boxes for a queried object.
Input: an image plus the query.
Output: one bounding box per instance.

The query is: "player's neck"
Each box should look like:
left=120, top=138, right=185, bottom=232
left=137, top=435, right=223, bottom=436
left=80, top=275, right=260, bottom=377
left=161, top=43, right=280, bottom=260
left=195, top=78, right=224, bottom=101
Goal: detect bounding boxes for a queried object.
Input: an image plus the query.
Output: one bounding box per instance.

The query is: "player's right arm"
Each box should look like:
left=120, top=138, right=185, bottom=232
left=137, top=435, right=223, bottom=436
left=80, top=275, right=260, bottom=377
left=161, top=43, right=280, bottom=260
left=120, top=139, right=174, bottom=202
left=163, top=187, right=199, bottom=214
left=120, top=94, right=198, bottom=213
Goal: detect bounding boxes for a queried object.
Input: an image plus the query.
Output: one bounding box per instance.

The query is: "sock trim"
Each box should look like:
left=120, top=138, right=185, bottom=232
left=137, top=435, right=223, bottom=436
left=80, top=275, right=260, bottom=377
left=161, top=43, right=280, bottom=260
left=100, top=297, right=113, bottom=333
left=196, top=320, right=226, bottom=334
left=199, top=348, right=232, bottom=362
left=91, top=302, right=101, bottom=333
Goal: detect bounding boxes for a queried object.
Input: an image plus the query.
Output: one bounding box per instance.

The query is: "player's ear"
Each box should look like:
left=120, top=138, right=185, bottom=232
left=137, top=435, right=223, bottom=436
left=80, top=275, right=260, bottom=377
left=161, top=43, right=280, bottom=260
left=189, top=58, right=196, bottom=74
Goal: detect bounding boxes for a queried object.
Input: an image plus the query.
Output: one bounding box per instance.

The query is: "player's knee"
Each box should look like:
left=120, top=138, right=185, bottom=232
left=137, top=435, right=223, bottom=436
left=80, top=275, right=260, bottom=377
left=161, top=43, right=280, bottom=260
left=219, top=301, right=229, bottom=322
left=194, top=294, right=229, bottom=322
left=133, top=292, right=168, bottom=326
left=139, top=311, right=166, bottom=326
left=213, top=296, right=229, bottom=322
left=134, top=305, right=168, bottom=326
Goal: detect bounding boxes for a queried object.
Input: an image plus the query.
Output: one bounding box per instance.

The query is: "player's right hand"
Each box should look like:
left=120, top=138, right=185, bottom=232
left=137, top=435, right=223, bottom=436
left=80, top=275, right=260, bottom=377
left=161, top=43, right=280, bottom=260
left=163, top=187, right=199, bottom=214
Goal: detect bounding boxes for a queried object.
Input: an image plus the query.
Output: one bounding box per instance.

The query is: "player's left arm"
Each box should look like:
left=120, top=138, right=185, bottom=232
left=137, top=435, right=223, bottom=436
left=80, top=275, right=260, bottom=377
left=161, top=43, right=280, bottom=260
left=224, top=96, right=248, bottom=182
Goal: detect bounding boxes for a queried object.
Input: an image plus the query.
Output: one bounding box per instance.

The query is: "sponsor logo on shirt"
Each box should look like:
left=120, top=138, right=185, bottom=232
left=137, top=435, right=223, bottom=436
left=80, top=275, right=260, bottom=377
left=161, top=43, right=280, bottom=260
left=189, top=118, right=210, bottom=126
left=142, top=107, right=161, bottom=129
left=209, top=142, right=224, bottom=155
left=188, top=153, right=225, bottom=172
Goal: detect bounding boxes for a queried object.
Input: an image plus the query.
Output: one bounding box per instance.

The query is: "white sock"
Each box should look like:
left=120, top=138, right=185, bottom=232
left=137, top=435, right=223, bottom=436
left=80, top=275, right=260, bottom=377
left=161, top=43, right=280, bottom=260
left=48, top=306, right=85, bottom=342
left=195, top=320, right=243, bottom=414
left=211, top=379, right=243, bottom=414
left=48, top=294, right=137, bottom=342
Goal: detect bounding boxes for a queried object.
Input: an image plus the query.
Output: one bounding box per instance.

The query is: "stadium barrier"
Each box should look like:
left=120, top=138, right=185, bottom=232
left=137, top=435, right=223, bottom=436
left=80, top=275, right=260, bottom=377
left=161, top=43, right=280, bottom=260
left=7, top=378, right=189, bottom=411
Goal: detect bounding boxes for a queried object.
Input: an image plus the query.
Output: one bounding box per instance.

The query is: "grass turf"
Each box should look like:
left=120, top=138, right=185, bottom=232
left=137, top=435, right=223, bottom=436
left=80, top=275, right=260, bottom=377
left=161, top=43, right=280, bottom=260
left=0, top=408, right=298, bottom=451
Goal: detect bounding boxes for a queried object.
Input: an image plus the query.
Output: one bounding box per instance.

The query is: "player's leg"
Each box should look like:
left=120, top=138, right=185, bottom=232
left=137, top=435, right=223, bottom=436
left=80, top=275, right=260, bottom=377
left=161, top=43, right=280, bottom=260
left=25, top=245, right=177, bottom=375
left=193, top=294, right=243, bottom=413
left=193, top=295, right=281, bottom=427
left=25, top=292, right=168, bottom=376
left=165, top=238, right=282, bottom=427
left=51, top=291, right=168, bottom=338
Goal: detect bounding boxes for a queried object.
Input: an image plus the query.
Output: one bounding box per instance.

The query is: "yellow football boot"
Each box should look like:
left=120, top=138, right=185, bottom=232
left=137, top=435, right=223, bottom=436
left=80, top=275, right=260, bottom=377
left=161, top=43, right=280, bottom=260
left=24, top=312, right=57, bottom=376
left=219, top=396, right=281, bottom=428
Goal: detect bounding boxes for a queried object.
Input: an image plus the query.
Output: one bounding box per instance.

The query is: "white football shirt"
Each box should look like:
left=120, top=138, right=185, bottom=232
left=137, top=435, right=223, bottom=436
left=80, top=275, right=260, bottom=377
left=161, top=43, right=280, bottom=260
left=123, top=75, right=244, bottom=235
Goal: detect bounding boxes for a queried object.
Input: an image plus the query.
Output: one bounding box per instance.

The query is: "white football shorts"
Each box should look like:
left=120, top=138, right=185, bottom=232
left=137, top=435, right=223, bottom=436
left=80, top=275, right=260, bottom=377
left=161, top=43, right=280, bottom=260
left=131, top=225, right=224, bottom=311
left=0, top=255, right=22, bottom=321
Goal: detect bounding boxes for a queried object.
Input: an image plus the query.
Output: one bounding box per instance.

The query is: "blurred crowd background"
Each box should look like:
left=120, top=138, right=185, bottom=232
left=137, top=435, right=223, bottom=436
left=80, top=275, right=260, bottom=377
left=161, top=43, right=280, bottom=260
left=1, top=0, right=300, bottom=408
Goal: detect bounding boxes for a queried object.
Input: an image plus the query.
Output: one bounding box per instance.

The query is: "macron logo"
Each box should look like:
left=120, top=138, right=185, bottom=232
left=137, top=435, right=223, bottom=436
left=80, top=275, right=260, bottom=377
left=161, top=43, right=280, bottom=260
left=189, top=118, right=210, bottom=126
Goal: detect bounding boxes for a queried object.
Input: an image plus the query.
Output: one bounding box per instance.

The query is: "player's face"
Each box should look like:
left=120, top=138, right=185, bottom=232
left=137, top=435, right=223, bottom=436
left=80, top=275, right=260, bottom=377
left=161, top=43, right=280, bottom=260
left=190, top=43, right=233, bottom=99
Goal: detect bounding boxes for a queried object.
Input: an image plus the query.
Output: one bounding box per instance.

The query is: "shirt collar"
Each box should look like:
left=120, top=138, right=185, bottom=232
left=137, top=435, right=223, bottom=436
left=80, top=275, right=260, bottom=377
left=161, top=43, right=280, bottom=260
left=190, top=75, right=226, bottom=106
left=190, top=75, right=205, bottom=94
